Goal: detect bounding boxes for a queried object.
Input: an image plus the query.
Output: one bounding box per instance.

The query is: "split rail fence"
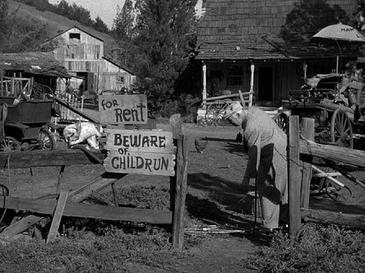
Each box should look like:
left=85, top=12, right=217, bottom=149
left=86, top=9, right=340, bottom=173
left=287, top=116, right=365, bottom=243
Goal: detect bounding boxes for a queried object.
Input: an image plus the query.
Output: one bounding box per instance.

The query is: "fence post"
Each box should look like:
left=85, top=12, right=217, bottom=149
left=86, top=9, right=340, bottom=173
left=300, top=118, right=314, bottom=209
left=288, top=115, right=301, bottom=244
left=172, top=135, right=189, bottom=250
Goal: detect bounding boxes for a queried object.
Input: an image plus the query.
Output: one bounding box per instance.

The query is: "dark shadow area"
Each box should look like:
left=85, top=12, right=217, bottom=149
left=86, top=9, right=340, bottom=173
left=222, top=141, right=246, bottom=155
left=186, top=172, right=275, bottom=245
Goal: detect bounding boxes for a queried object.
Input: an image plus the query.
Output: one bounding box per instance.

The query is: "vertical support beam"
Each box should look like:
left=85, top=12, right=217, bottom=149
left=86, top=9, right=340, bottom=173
left=0, top=69, right=3, bottom=96
left=249, top=63, right=255, bottom=107
left=288, top=116, right=301, bottom=244
left=202, top=62, right=207, bottom=108
left=46, top=191, right=69, bottom=243
left=300, top=118, right=314, bottom=209
left=303, top=62, right=308, bottom=82
left=172, top=135, right=189, bottom=251
left=336, top=55, right=339, bottom=74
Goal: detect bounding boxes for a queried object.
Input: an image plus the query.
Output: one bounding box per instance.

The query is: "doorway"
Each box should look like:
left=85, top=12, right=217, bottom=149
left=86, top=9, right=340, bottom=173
left=258, top=66, right=273, bottom=103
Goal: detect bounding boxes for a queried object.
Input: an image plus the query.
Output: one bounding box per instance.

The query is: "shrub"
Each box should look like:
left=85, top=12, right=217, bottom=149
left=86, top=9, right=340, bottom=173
left=244, top=223, right=365, bottom=273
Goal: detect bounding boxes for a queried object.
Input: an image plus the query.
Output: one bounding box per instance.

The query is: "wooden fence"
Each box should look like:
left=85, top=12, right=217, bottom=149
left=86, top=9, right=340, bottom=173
left=288, top=116, right=365, bottom=243
left=0, top=76, right=33, bottom=97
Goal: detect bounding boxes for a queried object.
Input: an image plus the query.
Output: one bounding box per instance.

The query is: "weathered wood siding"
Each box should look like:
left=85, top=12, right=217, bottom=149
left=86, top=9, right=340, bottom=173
left=52, top=27, right=135, bottom=93
left=100, top=59, right=135, bottom=91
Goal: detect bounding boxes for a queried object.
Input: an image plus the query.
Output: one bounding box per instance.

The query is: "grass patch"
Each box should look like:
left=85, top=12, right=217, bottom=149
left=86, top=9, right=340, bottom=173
left=245, top=223, right=365, bottom=273
left=0, top=228, right=179, bottom=273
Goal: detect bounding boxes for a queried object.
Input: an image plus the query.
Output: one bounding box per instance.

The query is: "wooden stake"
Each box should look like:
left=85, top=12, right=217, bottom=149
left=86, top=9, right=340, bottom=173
left=288, top=116, right=301, bottom=244
left=47, top=191, right=69, bottom=243
left=172, top=135, right=189, bottom=251
left=111, top=182, right=119, bottom=207
left=300, top=118, right=314, bottom=209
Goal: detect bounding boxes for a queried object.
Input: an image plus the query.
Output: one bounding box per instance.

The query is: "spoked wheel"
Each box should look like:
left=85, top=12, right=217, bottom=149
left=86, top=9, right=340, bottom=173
left=0, top=136, right=21, bottom=152
left=37, top=128, right=55, bottom=150
left=330, top=109, right=353, bottom=148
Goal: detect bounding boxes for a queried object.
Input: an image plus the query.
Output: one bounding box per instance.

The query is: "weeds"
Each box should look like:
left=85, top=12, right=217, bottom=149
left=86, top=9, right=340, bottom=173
left=245, top=223, right=365, bottom=273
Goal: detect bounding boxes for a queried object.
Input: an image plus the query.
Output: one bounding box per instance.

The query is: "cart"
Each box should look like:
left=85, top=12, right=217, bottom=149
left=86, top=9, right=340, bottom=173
left=276, top=73, right=365, bottom=148
left=0, top=97, right=55, bottom=151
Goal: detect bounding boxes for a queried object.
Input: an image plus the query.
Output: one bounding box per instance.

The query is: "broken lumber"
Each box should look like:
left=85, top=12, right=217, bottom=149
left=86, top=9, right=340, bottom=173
left=46, top=191, right=69, bottom=243
left=300, top=139, right=365, bottom=169
left=301, top=208, right=365, bottom=229
left=0, top=196, right=172, bottom=225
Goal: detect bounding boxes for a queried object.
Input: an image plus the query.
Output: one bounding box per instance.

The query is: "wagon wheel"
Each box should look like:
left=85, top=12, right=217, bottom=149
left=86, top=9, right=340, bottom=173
left=37, top=128, right=55, bottom=150
left=330, top=109, right=353, bottom=148
left=0, top=136, right=21, bottom=152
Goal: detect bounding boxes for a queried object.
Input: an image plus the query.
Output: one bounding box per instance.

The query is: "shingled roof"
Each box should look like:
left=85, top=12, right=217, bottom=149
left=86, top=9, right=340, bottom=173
left=196, top=0, right=358, bottom=60
left=0, top=52, right=70, bottom=78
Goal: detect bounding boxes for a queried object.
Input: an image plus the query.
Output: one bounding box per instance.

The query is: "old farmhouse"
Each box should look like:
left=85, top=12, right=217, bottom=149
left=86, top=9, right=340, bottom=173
left=47, top=26, right=136, bottom=95
left=196, top=0, right=359, bottom=107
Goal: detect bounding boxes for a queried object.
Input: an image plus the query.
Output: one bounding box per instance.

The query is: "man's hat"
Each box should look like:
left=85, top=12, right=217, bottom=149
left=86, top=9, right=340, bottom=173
left=222, top=101, right=244, bottom=119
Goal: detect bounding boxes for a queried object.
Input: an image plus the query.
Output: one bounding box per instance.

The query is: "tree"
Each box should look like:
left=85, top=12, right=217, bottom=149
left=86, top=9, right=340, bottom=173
left=122, top=0, right=198, bottom=115
left=93, top=16, right=109, bottom=33
left=280, top=0, right=349, bottom=45
left=0, top=0, right=9, bottom=48
left=112, top=0, right=136, bottom=42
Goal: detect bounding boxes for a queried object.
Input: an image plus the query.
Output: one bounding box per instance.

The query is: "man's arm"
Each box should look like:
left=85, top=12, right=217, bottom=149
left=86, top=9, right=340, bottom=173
left=242, top=128, right=261, bottom=186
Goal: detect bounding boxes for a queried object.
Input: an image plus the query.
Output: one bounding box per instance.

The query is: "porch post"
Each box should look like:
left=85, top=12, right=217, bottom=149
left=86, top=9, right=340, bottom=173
left=202, top=61, right=207, bottom=108
left=303, top=62, right=308, bottom=82
left=249, top=62, right=255, bottom=107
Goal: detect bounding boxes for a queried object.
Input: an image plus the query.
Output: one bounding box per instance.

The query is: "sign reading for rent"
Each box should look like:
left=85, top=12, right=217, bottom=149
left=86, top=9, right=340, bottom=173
left=99, top=95, right=148, bottom=125
left=104, top=129, right=176, bottom=176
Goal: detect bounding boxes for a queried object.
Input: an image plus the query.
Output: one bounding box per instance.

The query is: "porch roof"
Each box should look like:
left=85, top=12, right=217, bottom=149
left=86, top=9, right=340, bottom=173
left=0, top=52, right=70, bottom=78
left=195, top=0, right=360, bottom=61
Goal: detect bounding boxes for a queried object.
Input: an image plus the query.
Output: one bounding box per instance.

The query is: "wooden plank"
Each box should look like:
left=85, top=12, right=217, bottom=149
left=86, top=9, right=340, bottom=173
left=0, top=173, right=124, bottom=238
left=204, top=91, right=253, bottom=102
left=299, top=140, right=365, bottom=169
left=51, top=96, right=98, bottom=123
left=0, top=196, right=173, bottom=224
left=99, top=94, right=148, bottom=125
left=111, top=183, right=119, bottom=207
left=301, top=208, right=365, bottom=228
left=172, top=135, right=189, bottom=250
left=69, top=173, right=126, bottom=202
left=0, top=149, right=104, bottom=169
left=300, top=118, right=314, bottom=209
left=0, top=215, right=41, bottom=239
left=288, top=116, right=301, bottom=244
left=46, top=191, right=69, bottom=243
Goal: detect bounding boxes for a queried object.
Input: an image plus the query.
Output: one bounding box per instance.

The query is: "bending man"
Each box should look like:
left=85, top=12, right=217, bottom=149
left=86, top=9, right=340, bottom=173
left=223, top=101, right=288, bottom=230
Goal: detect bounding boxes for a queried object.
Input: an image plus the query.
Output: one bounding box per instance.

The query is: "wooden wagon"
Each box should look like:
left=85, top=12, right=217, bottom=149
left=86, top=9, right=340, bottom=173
left=276, top=73, right=365, bottom=148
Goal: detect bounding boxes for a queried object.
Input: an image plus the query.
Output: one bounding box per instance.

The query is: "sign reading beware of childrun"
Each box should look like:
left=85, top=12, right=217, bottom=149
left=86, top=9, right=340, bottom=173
left=99, top=94, right=148, bottom=125
left=100, top=95, right=176, bottom=176
left=104, top=129, right=176, bottom=176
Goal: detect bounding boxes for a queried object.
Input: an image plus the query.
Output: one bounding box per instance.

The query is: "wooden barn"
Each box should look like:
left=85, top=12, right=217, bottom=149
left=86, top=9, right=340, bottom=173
left=196, top=0, right=359, bottom=106
left=47, top=26, right=136, bottom=95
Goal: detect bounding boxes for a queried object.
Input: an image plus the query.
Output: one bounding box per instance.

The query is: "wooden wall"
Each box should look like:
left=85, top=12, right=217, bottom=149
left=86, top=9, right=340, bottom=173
left=51, top=27, right=135, bottom=94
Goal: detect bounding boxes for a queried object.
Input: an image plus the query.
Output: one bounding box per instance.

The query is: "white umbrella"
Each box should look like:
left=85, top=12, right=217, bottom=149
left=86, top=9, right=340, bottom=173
left=312, top=22, right=365, bottom=72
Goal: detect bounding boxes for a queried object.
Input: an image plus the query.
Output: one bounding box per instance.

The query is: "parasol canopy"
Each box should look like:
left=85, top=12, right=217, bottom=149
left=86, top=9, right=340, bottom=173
left=313, top=22, right=365, bottom=43
left=312, top=23, right=365, bottom=73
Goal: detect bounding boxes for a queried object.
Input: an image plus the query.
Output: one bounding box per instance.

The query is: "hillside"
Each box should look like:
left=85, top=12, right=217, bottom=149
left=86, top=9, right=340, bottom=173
left=8, top=0, right=117, bottom=54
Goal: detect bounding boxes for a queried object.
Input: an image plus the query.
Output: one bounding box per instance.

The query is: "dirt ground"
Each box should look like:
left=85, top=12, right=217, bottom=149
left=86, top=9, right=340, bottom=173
left=1, top=121, right=365, bottom=273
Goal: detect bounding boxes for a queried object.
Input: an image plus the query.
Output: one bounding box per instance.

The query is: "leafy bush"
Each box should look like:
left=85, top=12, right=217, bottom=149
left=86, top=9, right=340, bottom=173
left=245, top=223, right=365, bottom=273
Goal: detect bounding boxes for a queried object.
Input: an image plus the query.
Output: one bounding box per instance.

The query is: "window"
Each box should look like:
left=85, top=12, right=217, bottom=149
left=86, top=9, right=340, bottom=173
left=227, top=65, right=243, bottom=86
left=69, top=33, right=81, bottom=42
